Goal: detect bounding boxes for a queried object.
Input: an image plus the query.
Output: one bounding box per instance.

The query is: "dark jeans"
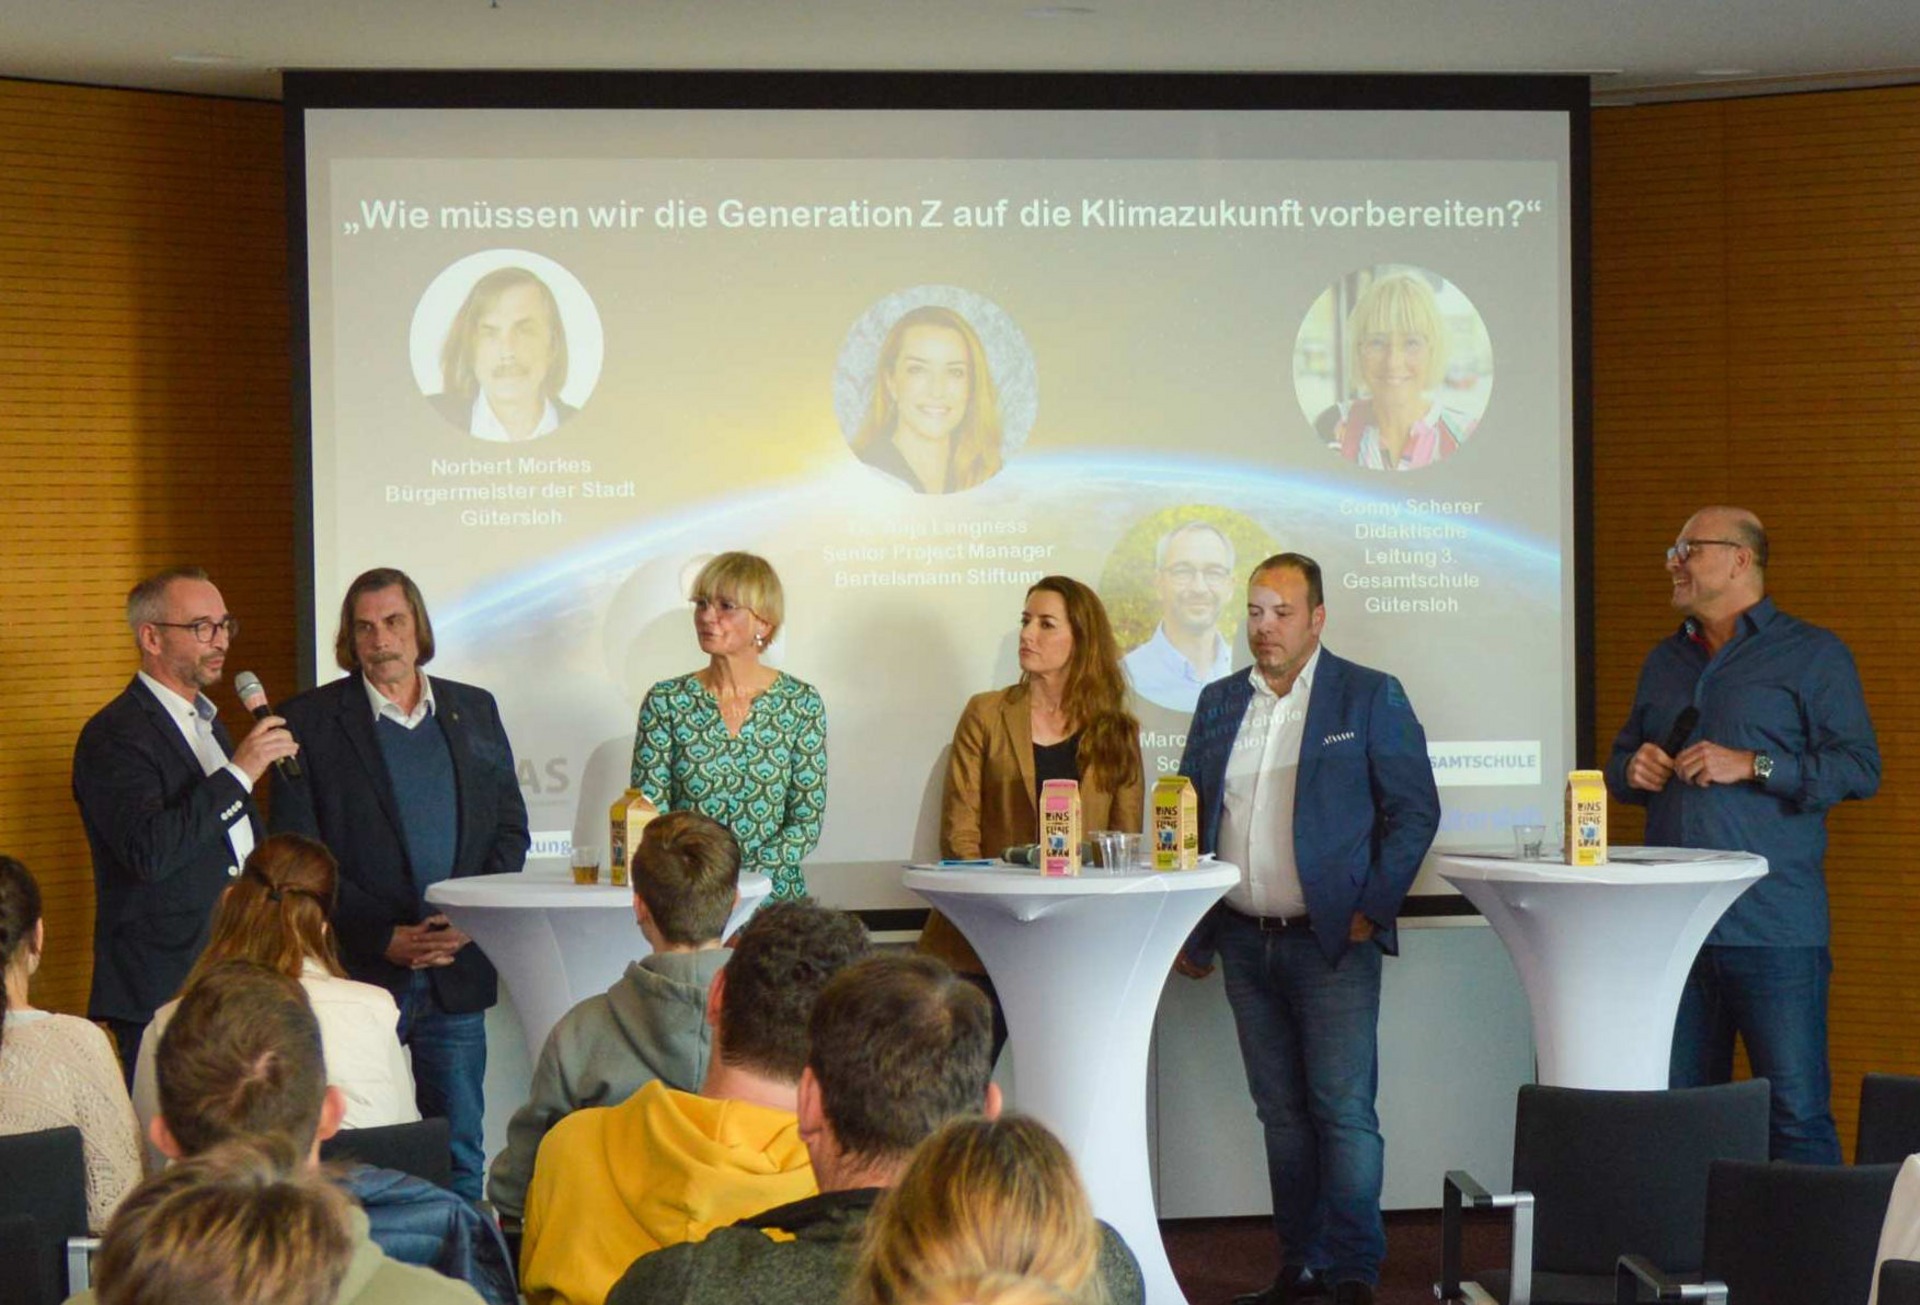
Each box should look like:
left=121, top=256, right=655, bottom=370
left=399, top=972, right=489, bottom=1202
left=1670, top=944, right=1840, bottom=1164
left=1216, top=910, right=1387, bottom=1286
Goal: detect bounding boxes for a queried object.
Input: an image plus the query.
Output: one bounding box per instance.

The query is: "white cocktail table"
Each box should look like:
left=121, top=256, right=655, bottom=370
left=1435, top=847, right=1765, bottom=1090
left=426, top=870, right=772, bottom=1063
left=904, top=860, right=1238, bottom=1305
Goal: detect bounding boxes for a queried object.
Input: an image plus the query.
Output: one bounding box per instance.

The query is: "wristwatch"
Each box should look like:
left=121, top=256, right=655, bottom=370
left=1752, top=751, right=1775, bottom=783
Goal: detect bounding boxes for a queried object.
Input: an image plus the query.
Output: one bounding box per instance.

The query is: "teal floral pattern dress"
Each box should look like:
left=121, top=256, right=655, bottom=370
left=630, top=672, right=827, bottom=899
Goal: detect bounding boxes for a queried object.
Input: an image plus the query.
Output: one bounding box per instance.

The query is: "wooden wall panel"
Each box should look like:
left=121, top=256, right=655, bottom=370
left=0, top=80, right=294, bottom=1016
left=1591, top=86, right=1920, bottom=1155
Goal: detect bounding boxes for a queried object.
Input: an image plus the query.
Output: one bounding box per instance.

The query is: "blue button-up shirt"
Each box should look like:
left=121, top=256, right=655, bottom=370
left=1605, top=597, right=1879, bottom=946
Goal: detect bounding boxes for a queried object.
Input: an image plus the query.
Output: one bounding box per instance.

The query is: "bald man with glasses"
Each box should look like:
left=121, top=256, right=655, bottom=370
left=72, top=566, right=300, bottom=1079
left=1606, top=506, right=1879, bottom=1163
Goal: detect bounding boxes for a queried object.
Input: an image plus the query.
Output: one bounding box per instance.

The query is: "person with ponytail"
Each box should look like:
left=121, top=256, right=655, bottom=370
left=929, top=577, right=1145, bottom=1056
left=131, top=834, right=419, bottom=1171
left=0, top=855, right=141, bottom=1230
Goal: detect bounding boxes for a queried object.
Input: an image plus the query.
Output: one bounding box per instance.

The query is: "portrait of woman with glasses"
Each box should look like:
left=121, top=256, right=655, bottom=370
left=629, top=552, right=826, bottom=899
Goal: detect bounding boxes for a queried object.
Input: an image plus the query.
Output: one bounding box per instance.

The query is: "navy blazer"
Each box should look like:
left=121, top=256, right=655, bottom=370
left=1179, top=650, right=1440, bottom=964
left=72, top=677, right=264, bottom=1023
left=270, top=673, right=530, bottom=1013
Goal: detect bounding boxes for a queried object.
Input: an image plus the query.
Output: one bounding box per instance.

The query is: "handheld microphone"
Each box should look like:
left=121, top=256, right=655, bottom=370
left=234, top=671, right=301, bottom=779
left=1003, top=844, right=1041, bottom=867
left=1661, top=705, right=1700, bottom=758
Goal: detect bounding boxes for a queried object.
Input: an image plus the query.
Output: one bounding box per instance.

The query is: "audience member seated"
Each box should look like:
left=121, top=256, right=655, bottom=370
left=608, top=953, right=1140, bottom=1305
left=849, top=1115, right=1142, bottom=1305
left=121, top=959, right=488, bottom=1304
left=132, top=835, right=419, bottom=1172
left=88, top=1138, right=357, bottom=1305
left=520, top=899, right=871, bottom=1305
left=0, top=854, right=140, bottom=1232
left=489, top=811, right=739, bottom=1221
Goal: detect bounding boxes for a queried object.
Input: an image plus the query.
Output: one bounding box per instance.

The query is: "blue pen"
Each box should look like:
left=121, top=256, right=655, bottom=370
left=937, top=858, right=994, bottom=867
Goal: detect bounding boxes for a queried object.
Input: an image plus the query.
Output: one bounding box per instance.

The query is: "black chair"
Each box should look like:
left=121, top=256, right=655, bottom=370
left=1618, top=1159, right=1900, bottom=1305
left=1860, top=1074, right=1920, bottom=1165
left=1438, top=1079, right=1772, bottom=1304
left=0, top=1127, right=90, bottom=1305
left=319, top=1117, right=452, bottom=1188
left=1880, top=1258, right=1920, bottom=1305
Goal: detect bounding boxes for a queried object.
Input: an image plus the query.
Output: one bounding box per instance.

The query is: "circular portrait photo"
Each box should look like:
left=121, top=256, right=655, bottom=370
left=1293, top=264, right=1492, bottom=472
left=833, top=286, right=1038, bottom=496
left=410, top=249, right=605, bottom=444
left=1099, top=507, right=1276, bottom=714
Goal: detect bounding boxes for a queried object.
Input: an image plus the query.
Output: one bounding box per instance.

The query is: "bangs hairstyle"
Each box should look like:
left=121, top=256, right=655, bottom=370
left=439, top=265, right=570, bottom=402
left=633, top=810, right=742, bottom=946
left=690, top=552, right=786, bottom=643
left=157, top=961, right=328, bottom=1158
left=855, top=305, right=1005, bottom=493
left=718, top=899, right=871, bottom=1083
left=850, top=1116, right=1103, bottom=1305
left=333, top=566, right=436, bottom=672
left=96, top=1139, right=354, bottom=1305
left=1023, top=577, right=1141, bottom=794
left=184, top=835, right=345, bottom=992
left=1345, top=272, right=1449, bottom=391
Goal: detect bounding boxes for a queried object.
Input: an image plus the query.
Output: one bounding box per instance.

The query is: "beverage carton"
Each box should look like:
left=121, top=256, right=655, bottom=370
left=610, top=788, right=660, bottom=888
left=1564, top=770, right=1608, bottom=866
left=1152, top=776, right=1199, bottom=870
left=1039, top=779, right=1082, bottom=877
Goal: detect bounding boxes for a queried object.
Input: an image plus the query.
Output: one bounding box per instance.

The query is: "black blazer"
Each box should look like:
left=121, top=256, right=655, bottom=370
left=72, top=677, right=263, bottom=1023
left=270, top=673, right=530, bottom=1013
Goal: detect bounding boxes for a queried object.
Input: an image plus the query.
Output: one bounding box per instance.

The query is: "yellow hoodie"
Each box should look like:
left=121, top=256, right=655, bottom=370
left=520, top=1079, right=816, bottom=1305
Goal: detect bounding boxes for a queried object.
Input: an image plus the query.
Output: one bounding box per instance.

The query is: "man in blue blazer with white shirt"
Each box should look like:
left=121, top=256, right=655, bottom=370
left=1175, top=553, right=1439, bottom=1305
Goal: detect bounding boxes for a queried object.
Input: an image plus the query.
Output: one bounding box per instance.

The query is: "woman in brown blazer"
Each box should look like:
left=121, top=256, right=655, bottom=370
left=926, top=575, right=1146, bottom=1055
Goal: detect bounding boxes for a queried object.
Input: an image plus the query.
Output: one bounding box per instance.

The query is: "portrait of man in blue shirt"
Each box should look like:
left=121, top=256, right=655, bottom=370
left=1605, top=505, right=1879, bottom=1163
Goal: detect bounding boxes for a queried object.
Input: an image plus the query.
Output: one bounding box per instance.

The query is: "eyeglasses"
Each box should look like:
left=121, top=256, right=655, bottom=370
left=691, top=597, right=754, bottom=619
left=1665, top=539, right=1744, bottom=565
left=150, top=617, right=240, bottom=643
left=1163, top=564, right=1234, bottom=587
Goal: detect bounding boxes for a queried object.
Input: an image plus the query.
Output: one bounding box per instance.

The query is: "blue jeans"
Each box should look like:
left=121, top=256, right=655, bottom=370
left=1670, top=944, right=1840, bottom=1164
left=1216, top=911, right=1387, bottom=1286
left=399, top=972, right=489, bottom=1201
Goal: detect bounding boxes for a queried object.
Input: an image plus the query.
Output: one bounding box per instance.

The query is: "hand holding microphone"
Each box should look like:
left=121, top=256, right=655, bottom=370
left=1626, top=705, right=1698, bottom=793
left=232, top=671, right=302, bottom=782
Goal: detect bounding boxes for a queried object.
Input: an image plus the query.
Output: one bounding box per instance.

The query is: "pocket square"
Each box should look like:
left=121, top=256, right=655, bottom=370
left=1321, top=730, right=1356, bottom=746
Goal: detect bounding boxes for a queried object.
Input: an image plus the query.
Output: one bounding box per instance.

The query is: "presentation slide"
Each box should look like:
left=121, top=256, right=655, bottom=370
left=295, top=88, right=1580, bottom=887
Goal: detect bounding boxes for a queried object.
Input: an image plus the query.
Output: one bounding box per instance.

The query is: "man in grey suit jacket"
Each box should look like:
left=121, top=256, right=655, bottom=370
left=1175, top=553, right=1440, bottom=1305
left=72, top=566, right=299, bottom=1078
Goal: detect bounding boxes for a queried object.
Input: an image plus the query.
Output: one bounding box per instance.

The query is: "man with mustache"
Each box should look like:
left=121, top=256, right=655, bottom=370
left=272, top=567, right=530, bottom=1201
left=432, top=266, right=576, bottom=443
left=73, top=566, right=300, bottom=1079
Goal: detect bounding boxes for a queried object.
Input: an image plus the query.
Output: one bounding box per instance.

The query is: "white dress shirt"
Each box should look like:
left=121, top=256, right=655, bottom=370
left=137, top=671, right=254, bottom=868
left=469, top=392, right=561, bottom=443
left=1218, top=647, right=1321, bottom=918
left=362, top=671, right=436, bottom=730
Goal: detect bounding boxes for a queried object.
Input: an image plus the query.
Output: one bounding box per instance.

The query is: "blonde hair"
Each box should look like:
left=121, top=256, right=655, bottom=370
left=856, top=306, right=1005, bottom=493
left=851, top=1116, right=1105, bottom=1305
left=182, top=835, right=346, bottom=993
left=903, top=1275, right=1080, bottom=1305
left=95, top=1138, right=354, bottom=1305
left=1346, top=272, right=1449, bottom=392
left=691, top=551, right=786, bottom=643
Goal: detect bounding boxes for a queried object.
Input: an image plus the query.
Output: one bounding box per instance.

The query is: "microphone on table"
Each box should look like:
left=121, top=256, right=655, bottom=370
left=1661, top=705, right=1700, bottom=758
left=1003, top=845, right=1041, bottom=867
left=234, top=671, right=302, bottom=779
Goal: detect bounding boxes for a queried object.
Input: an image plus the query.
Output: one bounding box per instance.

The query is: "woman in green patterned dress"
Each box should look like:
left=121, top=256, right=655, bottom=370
left=630, top=552, right=826, bottom=898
